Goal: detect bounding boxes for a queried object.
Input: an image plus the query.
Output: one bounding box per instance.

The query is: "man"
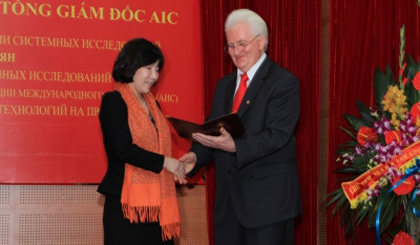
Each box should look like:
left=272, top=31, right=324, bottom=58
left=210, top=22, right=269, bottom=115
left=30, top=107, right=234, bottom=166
left=180, top=9, right=301, bottom=245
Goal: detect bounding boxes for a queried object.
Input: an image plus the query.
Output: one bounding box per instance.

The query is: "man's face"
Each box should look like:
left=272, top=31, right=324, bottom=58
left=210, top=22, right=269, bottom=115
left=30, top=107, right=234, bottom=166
left=225, top=22, right=265, bottom=73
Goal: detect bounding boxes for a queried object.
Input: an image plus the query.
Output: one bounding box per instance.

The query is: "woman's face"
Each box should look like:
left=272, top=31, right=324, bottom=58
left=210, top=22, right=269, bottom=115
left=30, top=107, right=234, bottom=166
left=129, top=60, right=160, bottom=96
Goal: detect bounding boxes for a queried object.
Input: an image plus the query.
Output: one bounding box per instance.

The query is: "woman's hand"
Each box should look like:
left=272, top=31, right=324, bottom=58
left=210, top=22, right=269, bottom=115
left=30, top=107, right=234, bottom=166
left=163, top=157, right=187, bottom=184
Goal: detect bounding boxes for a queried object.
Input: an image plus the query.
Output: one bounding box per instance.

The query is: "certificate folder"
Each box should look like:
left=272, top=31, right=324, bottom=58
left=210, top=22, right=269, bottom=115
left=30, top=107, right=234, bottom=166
left=166, top=113, right=246, bottom=140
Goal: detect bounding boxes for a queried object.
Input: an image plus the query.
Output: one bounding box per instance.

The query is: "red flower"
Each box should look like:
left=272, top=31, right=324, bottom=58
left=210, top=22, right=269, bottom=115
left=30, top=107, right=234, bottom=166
left=357, top=126, right=378, bottom=146
left=392, top=176, right=415, bottom=196
left=399, top=63, right=406, bottom=77
left=403, top=77, right=408, bottom=85
left=393, top=231, right=415, bottom=245
left=384, top=130, right=403, bottom=144
left=412, top=72, right=420, bottom=90
left=410, top=102, right=420, bottom=124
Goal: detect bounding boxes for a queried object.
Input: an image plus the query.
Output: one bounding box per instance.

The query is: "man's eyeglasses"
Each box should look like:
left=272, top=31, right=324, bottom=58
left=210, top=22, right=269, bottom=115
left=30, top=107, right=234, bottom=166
left=223, top=35, right=260, bottom=53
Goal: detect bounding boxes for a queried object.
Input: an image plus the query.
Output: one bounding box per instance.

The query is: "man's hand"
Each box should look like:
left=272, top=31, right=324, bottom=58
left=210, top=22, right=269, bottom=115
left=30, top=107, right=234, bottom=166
left=192, top=127, right=236, bottom=152
left=179, top=152, right=197, bottom=174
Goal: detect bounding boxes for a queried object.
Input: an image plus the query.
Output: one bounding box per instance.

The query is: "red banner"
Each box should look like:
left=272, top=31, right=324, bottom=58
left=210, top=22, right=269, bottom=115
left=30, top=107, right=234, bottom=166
left=342, top=141, right=420, bottom=208
left=0, top=0, right=204, bottom=183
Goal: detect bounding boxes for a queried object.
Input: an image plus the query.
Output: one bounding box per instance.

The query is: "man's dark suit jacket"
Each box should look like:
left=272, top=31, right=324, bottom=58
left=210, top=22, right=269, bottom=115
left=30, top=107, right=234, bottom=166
left=189, top=56, right=302, bottom=228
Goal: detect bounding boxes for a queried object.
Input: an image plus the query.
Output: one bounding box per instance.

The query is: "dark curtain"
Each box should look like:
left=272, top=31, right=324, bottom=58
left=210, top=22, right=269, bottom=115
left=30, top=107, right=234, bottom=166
left=327, top=1, right=420, bottom=244
left=200, top=1, right=321, bottom=244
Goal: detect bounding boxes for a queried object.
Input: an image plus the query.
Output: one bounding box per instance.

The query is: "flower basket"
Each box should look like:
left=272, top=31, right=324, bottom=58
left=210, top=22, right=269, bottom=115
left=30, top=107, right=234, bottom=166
left=327, top=26, right=420, bottom=245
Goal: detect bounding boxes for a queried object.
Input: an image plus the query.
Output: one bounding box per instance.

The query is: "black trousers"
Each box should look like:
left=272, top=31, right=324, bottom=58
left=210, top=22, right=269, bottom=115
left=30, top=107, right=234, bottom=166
left=214, top=199, right=295, bottom=245
left=103, top=195, right=174, bottom=245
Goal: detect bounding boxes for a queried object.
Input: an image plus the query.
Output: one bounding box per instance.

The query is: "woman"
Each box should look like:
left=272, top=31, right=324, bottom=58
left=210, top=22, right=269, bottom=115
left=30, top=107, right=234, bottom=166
left=97, top=38, right=184, bottom=245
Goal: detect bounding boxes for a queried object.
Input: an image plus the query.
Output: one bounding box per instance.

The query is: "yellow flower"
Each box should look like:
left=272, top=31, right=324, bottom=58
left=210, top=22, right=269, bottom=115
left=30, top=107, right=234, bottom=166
left=391, top=113, right=400, bottom=129
left=381, top=85, right=407, bottom=118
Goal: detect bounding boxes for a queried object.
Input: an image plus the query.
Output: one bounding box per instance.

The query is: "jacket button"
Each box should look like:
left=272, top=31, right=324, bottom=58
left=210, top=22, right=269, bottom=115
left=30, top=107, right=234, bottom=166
left=228, top=170, right=231, bottom=174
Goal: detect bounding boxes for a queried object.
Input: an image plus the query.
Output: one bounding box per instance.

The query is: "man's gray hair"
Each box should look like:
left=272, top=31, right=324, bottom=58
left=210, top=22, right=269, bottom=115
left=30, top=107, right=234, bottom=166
left=225, top=9, right=268, bottom=51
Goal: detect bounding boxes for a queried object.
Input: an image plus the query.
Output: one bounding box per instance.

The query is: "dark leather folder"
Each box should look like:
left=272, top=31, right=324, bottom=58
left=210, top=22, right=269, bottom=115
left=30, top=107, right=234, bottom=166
left=166, top=113, right=246, bottom=140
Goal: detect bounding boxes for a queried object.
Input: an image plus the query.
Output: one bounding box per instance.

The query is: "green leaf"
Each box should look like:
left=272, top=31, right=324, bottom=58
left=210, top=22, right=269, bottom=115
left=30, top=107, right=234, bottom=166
left=404, top=56, right=420, bottom=107
left=341, top=204, right=357, bottom=241
left=336, top=176, right=358, bottom=182
left=371, top=186, right=400, bottom=234
left=384, top=65, right=398, bottom=87
left=352, top=152, right=373, bottom=165
left=404, top=81, right=418, bottom=108
left=326, top=188, right=345, bottom=211
left=386, top=221, right=404, bottom=238
left=334, top=169, right=364, bottom=175
left=326, top=188, right=343, bottom=198
left=351, top=151, right=375, bottom=171
left=343, top=114, right=369, bottom=131
left=412, top=191, right=420, bottom=210
left=334, top=192, right=352, bottom=217
left=379, top=201, right=395, bottom=234
left=355, top=205, right=369, bottom=226
left=402, top=195, right=420, bottom=244
left=406, top=56, right=418, bottom=79
left=336, top=144, right=356, bottom=152
left=374, top=65, right=397, bottom=112
left=336, top=149, right=353, bottom=156
left=339, top=126, right=357, bottom=140
left=339, top=141, right=358, bottom=148
left=374, top=68, right=390, bottom=111
left=356, top=100, right=375, bottom=126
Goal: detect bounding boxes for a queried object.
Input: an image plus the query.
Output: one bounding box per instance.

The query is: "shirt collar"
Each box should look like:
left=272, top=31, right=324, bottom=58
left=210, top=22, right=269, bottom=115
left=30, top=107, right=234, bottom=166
left=237, top=52, right=267, bottom=84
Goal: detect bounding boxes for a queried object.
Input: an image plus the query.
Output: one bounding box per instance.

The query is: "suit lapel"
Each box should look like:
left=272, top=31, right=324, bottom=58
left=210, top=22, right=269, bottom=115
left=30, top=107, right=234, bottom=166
left=225, top=73, right=237, bottom=113
left=237, top=56, right=271, bottom=117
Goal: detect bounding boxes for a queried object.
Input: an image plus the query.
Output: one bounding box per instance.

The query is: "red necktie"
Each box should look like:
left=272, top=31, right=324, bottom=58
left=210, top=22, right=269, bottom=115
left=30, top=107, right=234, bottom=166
left=232, top=73, right=248, bottom=112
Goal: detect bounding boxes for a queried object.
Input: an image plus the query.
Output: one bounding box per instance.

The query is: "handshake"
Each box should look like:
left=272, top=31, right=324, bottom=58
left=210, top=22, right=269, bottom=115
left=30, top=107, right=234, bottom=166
left=163, top=152, right=197, bottom=184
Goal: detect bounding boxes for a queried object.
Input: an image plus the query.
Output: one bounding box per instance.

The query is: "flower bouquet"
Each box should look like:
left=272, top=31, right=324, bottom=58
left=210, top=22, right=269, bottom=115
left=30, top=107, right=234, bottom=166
left=327, top=26, right=420, bottom=245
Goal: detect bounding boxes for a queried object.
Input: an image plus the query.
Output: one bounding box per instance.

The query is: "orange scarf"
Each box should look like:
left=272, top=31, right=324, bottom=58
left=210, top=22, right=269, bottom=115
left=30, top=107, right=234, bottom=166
left=116, top=83, right=180, bottom=241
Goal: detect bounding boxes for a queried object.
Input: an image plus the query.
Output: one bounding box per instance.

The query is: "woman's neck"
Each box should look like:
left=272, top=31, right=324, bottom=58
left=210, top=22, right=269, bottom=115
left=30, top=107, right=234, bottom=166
left=128, top=83, right=146, bottom=104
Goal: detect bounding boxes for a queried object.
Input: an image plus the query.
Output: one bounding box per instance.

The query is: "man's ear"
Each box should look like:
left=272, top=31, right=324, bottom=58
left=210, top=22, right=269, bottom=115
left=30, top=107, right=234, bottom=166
left=258, top=36, right=266, bottom=51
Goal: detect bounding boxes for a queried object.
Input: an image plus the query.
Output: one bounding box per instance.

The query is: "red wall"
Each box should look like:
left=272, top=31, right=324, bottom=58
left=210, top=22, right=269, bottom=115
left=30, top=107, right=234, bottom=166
left=0, top=0, right=204, bottom=183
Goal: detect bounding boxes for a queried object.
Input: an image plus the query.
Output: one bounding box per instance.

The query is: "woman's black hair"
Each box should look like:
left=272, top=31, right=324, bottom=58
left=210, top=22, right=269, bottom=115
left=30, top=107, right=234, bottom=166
left=112, top=38, right=164, bottom=83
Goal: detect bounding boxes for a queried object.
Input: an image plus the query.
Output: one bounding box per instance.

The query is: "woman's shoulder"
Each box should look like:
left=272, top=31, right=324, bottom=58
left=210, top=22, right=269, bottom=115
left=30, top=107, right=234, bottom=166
left=102, top=90, right=122, bottom=100
left=100, top=90, right=126, bottom=109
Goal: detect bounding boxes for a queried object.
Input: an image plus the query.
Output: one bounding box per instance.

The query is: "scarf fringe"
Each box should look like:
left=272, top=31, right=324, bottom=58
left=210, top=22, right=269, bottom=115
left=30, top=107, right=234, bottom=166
left=161, top=222, right=181, bottom=241
left=122, top=204, right=160, bottom=223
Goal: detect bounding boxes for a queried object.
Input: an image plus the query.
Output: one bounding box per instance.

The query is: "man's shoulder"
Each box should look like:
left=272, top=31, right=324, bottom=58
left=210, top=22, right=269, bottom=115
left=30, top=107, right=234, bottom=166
left=268, top=60, right=294, bottom=75
left=268, top=62, right=298, bottom=82
left=220, top=71, right=237, bottom=81
left=215, top=71, right=236, bottom=87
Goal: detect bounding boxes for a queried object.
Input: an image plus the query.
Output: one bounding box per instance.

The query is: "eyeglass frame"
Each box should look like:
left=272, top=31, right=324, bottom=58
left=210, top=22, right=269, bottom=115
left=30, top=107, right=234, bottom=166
left=223, top=35, right=261, bottom=53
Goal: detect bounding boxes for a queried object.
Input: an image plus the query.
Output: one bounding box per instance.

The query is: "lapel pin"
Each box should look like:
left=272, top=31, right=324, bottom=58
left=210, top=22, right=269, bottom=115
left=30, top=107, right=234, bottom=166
left=246, top=100, right=250, bottom=105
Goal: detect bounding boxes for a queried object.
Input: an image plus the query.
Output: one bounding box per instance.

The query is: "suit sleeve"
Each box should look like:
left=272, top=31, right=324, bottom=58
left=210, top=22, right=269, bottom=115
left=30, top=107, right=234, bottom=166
left=234, top=74, right=300, bottom=169
left=99, top=92, right=164, bottom=173
left=186, top=78, right=228, bottom=178
left=187, top=140, right=214, bottom=178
